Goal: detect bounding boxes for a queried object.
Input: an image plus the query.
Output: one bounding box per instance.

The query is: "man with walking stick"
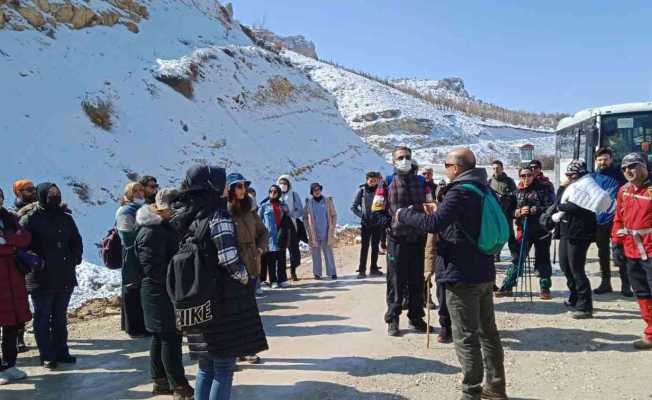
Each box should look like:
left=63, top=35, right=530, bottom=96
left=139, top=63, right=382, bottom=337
left=396, top=148, right=507, bottom=400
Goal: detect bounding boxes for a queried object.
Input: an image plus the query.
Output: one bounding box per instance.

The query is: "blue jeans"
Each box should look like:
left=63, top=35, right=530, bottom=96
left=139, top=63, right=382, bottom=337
left=195, top=357, right=236, bottom=400
left=30, top=288, right=73, bottom=362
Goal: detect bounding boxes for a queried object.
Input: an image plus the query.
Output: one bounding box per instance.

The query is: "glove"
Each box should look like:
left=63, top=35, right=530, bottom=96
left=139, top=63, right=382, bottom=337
left=551, top=211, right=565, bottom=223
left=612, top=243, right=626, bottom=266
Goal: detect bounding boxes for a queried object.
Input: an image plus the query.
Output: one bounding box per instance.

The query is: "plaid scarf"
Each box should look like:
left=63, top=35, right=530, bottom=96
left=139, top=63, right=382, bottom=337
left=209, top=208, right=249, bottom=284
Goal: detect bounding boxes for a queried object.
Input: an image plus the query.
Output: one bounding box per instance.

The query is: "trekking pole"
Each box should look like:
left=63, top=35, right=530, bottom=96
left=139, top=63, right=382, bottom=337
left=515, top=217, right=528, bottom=299
left=552, top=238, right=557, bottom=265
left=425, top=278, right=432, bottom=349
left=527, top=253, right=533, bottom=302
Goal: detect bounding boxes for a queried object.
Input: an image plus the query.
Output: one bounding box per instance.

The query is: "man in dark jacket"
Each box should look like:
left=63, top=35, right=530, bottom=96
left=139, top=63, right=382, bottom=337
left=591, top=148, right=631, bottom=296
left=529, top=159, right=556, bottom=201
left=352, top=171, right=383, bottom=278
left=397, top=148, right=507, bottom=400
left=488, top=160, right=518, bottom=262
left=374, top=146, right=430, bottom=337
left=20, top=183, right=83, bottom=369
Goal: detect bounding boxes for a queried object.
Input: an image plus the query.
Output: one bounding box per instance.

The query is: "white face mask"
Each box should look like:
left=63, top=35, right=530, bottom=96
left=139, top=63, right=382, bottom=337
left=134, top=197, right=146, bottom=205
left=395, top=159, right=412, bottom=173
left=279, top=183, right=289, bottom=193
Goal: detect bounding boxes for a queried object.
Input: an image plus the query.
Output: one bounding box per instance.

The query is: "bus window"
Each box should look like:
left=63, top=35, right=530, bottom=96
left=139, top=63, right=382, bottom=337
left=601, top=112, right=652, bottom=167
left=556, top=127, right=576, bottom=185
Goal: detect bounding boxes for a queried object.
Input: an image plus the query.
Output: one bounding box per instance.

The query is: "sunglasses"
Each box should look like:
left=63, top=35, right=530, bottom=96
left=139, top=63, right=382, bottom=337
left=444, top=162, right=456, bottom=169
left=147, top=184, right=159, bottom=189
left=269, top=190, right=279, bottom=194
left=232, top=182, right=246, bottom=189
left=622, top=164, right=640, bottom=172
left=22, top=187, right=36, bottom=193
left=520, top=173, right=533, bottom=178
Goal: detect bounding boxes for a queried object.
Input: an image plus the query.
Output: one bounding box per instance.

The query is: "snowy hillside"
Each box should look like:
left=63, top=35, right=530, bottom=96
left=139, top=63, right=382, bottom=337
left=390, top=77, right=470, bottom=100
left=1, top=0, right=389, bottom=270
left=283, top=51, right=554, bottom=165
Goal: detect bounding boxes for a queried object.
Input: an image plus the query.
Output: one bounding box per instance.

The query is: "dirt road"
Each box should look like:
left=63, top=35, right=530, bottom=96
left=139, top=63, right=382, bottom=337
left=2, top=244, right=651, bottom=400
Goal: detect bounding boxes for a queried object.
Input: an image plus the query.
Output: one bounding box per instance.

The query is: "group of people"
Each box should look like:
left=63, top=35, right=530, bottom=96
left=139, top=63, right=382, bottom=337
left=353, top=145, right=652, bottom=400
left=2, top=144, right=652, bottom=400
left=0, top=168, right=341, bottom=400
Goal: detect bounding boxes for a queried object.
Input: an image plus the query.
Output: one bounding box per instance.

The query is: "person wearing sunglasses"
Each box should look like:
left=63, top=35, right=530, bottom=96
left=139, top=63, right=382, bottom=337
left=396, top=148, right=507, bottom=400
left=258, top=185, right=291, bottom=288
left=139, top=175, right=160, bottom=205
left=612, top=152, right=652, bottom=349
left=495, top=166, right=554, bottom=300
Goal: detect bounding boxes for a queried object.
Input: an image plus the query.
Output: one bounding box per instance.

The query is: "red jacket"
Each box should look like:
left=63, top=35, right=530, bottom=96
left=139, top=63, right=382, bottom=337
left=0, top=211, right=32, bottom=326
left=611, top=181, right=652, bottom=260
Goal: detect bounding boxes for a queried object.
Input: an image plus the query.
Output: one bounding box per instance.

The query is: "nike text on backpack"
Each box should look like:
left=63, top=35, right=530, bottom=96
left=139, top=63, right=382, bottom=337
left=461, top=183, right=510, bottom=255
left=99, top=227, right=123, bottom=270
left=166, top=217, right=220, bottom=332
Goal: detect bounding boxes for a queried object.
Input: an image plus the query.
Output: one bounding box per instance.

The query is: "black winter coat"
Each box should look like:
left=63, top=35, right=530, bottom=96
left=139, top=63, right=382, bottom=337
left=557, top=186, right=597, bottom=242
left=172, top=199, right=268, bottom=360
left=398, top=168, right=495, bottom=284
left=20, top=204, right=83, bottom=292
left=134, top=206, right=179, bottom=334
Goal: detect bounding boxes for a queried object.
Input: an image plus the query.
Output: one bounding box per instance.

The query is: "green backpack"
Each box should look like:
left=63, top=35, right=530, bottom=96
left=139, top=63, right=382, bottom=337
left=460, top=183, right=509, bottom=255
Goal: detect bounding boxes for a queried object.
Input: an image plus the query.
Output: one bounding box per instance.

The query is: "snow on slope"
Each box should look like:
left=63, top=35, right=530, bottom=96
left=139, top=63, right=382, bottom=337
left=390, top=77, right=470, bottom=100
left=284, top=51, right=554, bottom=165
left=1, top=1, right=389, bottom=306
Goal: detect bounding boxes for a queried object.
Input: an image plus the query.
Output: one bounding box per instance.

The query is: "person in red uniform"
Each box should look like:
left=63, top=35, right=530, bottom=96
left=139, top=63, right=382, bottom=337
left=611, top=153, right=652, bottom=350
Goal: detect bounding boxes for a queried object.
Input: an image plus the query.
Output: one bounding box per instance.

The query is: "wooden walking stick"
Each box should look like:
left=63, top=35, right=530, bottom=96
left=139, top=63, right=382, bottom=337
left=426, top=277, right=432, bottom=349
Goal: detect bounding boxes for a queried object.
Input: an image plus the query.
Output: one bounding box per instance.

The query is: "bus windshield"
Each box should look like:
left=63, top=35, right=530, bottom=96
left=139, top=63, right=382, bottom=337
left=601, top=112, right=652, bottom=167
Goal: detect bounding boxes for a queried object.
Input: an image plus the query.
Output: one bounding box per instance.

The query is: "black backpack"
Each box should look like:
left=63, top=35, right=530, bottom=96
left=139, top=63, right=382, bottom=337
left=166, top=217, right=220, bottom=332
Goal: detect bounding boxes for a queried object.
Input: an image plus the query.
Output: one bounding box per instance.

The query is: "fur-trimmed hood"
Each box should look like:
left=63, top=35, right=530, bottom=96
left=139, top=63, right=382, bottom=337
left=277, top=175, right=293, bottom=190
left=136, top=205, right=163, bottom=227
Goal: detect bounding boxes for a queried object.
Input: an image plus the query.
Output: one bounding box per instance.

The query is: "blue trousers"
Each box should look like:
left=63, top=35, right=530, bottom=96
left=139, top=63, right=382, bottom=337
left=195, top=357, right=236, bottom=400
left=31, top=288, right=73, bottom=362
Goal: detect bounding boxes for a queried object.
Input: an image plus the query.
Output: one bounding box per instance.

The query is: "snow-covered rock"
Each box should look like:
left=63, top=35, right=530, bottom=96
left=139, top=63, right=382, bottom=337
left=390, top=77, right=470, bottom=100
left=283, top=51, right=554, bottom=166
left=1, top=0, right=389, bottom=271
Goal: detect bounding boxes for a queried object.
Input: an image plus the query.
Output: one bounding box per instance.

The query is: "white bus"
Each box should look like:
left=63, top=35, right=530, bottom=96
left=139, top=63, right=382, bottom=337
left=555, top=102, right=652, bottom=187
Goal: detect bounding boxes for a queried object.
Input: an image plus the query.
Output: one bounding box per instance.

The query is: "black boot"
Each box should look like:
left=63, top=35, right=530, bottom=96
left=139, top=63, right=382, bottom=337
left=619, top=264, right=634, bottom=297
left=290, top=268, right=299, bottom=282
left=388, top=320, right=400, bottom=337
left=593, top=280, right=613, bottom=295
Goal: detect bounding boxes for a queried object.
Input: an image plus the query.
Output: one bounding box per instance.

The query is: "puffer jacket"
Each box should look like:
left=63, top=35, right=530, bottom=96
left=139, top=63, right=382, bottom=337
left=0, top=209, right=32, bottom=326
left=20, top=185, right=83, bottom=292
left=612, top=179, right=652, bottom=260
left=134, top=205, right=178, bottom=334
left=229, top=200, right=268, bottom=276
left=177, top=206, right=268, bottom=360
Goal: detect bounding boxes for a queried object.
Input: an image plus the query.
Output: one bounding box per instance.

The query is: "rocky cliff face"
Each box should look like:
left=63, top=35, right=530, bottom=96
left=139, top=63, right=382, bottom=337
left=390, top=77, right=471, bottom=100
left=250, top=27, right=318, bottom=58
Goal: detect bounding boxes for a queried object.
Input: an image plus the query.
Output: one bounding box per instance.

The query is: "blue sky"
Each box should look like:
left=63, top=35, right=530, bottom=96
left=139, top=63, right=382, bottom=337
left=230, top=0, right=652, bottom=114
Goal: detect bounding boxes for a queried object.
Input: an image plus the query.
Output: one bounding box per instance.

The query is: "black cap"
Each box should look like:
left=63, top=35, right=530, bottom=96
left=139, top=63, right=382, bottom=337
left=310, top=182, right=323, bottom=194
